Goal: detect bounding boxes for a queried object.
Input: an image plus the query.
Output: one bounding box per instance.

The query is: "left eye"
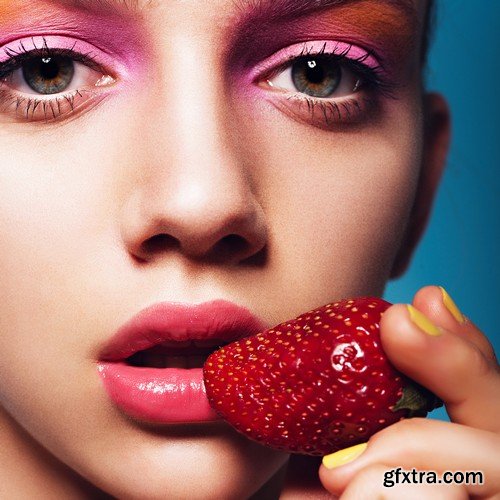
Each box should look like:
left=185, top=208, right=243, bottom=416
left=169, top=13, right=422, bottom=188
left=268, top=55, right=361, bottom=99
left=7, top=54, right=104, bottom=95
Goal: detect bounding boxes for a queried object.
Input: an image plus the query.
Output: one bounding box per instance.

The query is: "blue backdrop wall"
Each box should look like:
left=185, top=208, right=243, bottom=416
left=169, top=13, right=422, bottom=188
left=384, top=0, right=500, bottom=420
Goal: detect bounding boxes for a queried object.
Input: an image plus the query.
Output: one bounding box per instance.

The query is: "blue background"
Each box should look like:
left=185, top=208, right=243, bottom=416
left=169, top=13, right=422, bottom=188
left=384, top=1, right=500, bottom=421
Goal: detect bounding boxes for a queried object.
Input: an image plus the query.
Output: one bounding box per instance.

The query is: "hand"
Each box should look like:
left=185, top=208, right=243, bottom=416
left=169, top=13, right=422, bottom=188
left=318, top=285, right=500, bottom=499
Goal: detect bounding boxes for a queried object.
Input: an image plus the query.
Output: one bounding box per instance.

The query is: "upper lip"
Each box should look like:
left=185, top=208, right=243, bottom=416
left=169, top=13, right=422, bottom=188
left=99, top=299, right=267, bottom=361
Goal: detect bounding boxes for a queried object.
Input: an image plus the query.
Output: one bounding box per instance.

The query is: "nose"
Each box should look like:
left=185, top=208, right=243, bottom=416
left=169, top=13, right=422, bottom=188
left=122, top=173, right=268, bottom=265
left=119, top=42, right=268, bottom=266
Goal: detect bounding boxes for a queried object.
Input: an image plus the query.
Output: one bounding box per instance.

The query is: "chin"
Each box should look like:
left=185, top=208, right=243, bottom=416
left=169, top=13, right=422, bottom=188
left=77, top=426, right=288, bottom=500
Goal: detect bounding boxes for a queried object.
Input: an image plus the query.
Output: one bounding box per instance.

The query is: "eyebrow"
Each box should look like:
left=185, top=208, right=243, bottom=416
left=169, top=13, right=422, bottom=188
left=54, top=0, right=416, bottom=19
left=62, top=0, right=151, bottom=12
left=231, top=0, right=417, bottom=24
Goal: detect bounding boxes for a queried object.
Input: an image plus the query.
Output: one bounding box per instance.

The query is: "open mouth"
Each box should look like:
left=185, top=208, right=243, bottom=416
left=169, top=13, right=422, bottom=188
left=125, top=339, right=228, bottom=369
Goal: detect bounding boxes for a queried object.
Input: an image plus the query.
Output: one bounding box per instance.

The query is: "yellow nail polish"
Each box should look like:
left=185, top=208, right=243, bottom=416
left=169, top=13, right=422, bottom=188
left=322, top=443, right=367, bottom=470
left=407, top=305, right=442, bottom=336
left=439, top=287, right=465, bottom=323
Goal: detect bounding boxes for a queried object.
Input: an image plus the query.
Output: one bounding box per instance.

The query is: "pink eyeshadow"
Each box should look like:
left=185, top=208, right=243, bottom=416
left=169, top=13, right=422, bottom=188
left=0, top=5, right=146, bottom=71
left=0, top=35, right=121, bottom=69
left=248, top=40, right=380, bottom=82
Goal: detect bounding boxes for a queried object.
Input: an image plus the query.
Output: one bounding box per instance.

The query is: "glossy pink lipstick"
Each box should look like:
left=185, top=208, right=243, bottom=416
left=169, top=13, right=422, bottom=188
left=97, top=300, right=266, bottom=424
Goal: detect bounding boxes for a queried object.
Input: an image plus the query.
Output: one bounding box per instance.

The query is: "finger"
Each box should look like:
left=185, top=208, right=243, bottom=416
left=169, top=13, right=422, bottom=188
left=319, top=418, right=498, bottom=498
left=380, top=303, right=500, bottom=432
left=413, top=285, right=497, bottom=363
left=331, top=464, right=467, bottom=500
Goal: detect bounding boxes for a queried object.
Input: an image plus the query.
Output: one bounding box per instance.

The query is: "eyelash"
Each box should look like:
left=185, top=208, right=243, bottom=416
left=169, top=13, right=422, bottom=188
left=259, top=42, right=395, bottom=128
left=0, top=38, right=108, bottom=122
left=0, top=37, right=393, bottom=127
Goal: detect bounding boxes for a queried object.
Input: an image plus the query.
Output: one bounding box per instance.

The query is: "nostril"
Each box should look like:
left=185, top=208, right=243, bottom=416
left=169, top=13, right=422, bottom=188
left=141, top=234, right=180, bottom=256
left=210, top=234, right=250, bottom=263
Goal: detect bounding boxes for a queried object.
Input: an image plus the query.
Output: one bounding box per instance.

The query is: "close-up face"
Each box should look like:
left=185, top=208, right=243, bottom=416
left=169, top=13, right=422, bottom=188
left=0, top=0, right=443, bottom=498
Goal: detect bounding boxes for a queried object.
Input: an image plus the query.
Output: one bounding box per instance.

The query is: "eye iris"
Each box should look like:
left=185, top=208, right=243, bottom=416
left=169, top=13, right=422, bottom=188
left=291, top=56, right=341, bottom=98
left=22, top=55, right=75, bottom=95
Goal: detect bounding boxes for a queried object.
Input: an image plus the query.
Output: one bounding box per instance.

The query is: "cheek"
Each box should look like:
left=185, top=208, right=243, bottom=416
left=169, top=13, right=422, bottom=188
left=237, top=97, right=422, bottom=309
left=0, top=113, right=128, bottom=421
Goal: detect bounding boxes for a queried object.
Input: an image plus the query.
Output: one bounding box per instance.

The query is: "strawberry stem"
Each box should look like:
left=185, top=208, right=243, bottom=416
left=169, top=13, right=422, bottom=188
left=392, top=381, right=443, bottom=418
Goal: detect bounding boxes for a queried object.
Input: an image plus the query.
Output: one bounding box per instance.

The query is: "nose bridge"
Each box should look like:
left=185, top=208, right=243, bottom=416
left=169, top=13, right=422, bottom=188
left=163, top=33, right=231, bottom=174
left=120, top=26, right=267, bottom=264
left=150, top=31, right=253, bottom=219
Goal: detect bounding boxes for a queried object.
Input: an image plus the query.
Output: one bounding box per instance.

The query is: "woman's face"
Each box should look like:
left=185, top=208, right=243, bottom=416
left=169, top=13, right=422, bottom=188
left=0, top=0, right=436, bottom=498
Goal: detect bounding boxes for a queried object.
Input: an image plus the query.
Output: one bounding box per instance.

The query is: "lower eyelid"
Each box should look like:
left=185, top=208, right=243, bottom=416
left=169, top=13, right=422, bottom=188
left=264, top=92, right=377, bottom=131
left=0, top=84, right=113, bottom=124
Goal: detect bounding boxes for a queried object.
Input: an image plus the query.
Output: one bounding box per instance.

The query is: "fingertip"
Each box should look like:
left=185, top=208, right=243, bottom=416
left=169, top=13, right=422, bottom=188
left=413, top=285, right=466, bottom=331
left=380, top=303, right=429, bottom=353
left=319, top=443, right=369, bottom=496
left=379, top=302, right=444, bottom=381
left=318, top=462, right=342, bottom=496
left=412, top=286, right=496, bottom=362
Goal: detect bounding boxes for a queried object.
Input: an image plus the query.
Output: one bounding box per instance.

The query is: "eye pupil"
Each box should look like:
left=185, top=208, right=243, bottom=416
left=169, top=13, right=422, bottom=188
left=40, top=58, right=59, bottom=79
left=292, top=56, right=341, bottom=98
left=22, top=55, right=75, bottom=95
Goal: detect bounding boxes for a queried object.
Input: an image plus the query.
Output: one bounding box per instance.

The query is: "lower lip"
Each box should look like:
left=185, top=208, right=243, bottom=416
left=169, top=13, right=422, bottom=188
left=97, top=362, right=220, bottom=424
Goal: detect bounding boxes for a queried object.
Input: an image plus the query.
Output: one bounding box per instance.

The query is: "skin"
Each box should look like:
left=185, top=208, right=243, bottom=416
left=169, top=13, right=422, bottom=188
left=0, top=0, right=498, bottom=498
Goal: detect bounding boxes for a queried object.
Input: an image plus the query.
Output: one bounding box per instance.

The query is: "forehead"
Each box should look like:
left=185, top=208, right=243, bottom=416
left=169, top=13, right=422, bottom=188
left=0, top=0, right=427, bottom=61
left=38, top=0, right=426, bottom=19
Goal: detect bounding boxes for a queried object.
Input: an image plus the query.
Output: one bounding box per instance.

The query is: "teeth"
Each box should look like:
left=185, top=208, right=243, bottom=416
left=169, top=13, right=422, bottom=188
left=126, top=340, right=229, bottom=368
left=167, top=356, right=188, bottom=369
left=146, top=354, right=169, bottom=368
left=188, top=355, right=206, bottom=368
left=133, top=353, right=208, bottom=369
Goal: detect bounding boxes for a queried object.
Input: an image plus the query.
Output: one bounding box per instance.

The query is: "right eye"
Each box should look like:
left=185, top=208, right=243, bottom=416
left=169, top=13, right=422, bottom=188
left=0, top=36, right=118, bottom=123
left=5, top=53, right=107, bottom=96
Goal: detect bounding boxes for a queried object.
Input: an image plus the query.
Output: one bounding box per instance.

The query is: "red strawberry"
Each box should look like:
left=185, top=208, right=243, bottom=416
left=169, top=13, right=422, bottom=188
left=203, top=297, right=441, bottom=456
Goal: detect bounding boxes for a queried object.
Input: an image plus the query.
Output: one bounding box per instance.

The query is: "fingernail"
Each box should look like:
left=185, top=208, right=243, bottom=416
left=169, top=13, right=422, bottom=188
left=439, top=287, right=465, bottom=324
left=407, top=305, right=442, bottom=336
left=322, top=443, right=367, bottom=470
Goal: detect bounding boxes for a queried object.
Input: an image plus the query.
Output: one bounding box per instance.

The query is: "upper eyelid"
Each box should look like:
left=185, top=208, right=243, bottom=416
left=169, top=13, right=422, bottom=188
left=0, top=48, right=105, bottom=79
left=248, top=40, right=383, bottom=82
left=0, top=35, right=125, bottom=78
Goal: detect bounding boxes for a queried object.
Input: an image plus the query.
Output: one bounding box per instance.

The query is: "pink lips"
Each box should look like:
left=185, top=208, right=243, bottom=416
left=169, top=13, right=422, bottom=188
left=97, top=300, right=266, bottom=424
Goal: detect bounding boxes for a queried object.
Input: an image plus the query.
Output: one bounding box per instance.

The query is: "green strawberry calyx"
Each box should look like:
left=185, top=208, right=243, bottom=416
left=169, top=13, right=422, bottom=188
left=392, top=380, right=444, bottom=418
